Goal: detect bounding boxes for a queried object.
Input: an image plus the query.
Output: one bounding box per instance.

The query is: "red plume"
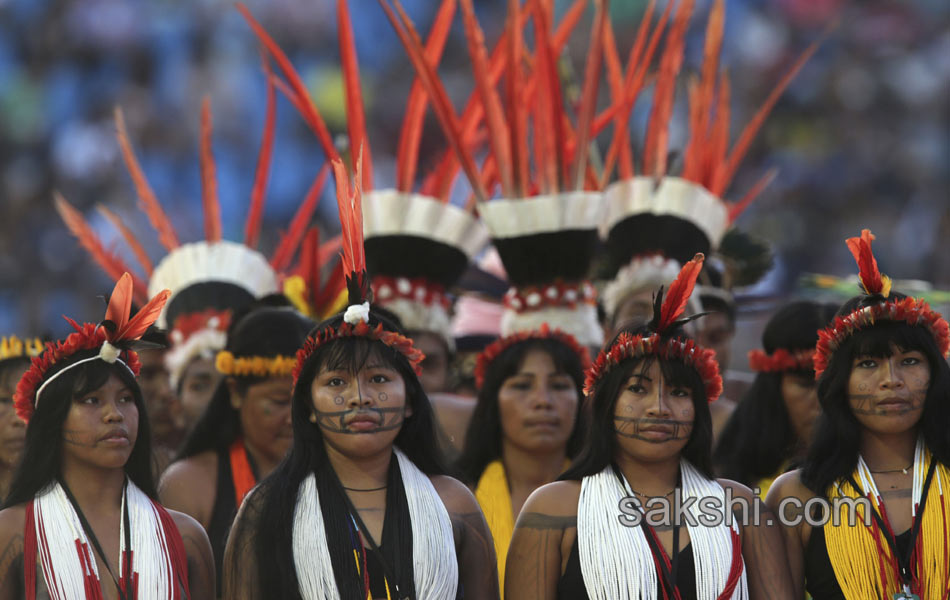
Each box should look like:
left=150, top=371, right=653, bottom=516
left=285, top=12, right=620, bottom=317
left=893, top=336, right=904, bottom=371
left=245, top=52, right=278, bottom=249
left=114, top=107, right=180, bottom=252
left=199, top=97, right=222, bottom=242
left=270, top=164, right=331, bottom=272
left=105, top=273, right=171, bottom=342
left=337, top=0, right=373, bottom=190
left=96, top=204, right=154, bottom=277
left=846, top=229, right=891, bottom=297
left=657, top=253, right=705, bottom=333
left=54, top=193, right=149, bottom=304
left=331, top=153, right=368, bottom=303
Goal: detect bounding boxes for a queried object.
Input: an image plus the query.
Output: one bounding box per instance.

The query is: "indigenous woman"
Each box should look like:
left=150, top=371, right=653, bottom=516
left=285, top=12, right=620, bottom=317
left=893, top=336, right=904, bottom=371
left=158, top=305, right=313, bottom=592
left=456, top=327, right=587, bottom=591
left=714, top=301, right=837, bottom=498
left=507, top=255, right=793, bottom=599
left=0, top=274, right=214, bottom=599
left=0, top=337, right=41, bottom=501
left=766, top=230, right=950, bottom=600
left=221, top=157, right=498, bottom=599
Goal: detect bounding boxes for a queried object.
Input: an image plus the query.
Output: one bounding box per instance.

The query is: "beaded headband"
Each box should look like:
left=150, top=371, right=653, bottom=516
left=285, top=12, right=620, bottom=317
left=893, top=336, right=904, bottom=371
left=0, top=336, right=44, bottom=362
left=14, top=274, right=169, bottom=423
left=584, top=254, right=722, bottom=403
left=474, top=323, right=591, bottom=390
left=813, top=230, right=950, bottom=379
left=215, top=351, right=297, bottom=378
left=747, top=348, right=814, bottom=373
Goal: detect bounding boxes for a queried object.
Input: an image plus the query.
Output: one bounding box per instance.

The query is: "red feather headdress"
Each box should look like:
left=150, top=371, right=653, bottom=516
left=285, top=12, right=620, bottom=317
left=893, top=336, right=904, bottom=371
left=813, top=230, right=949, bottom=379
left=474, top=323, right=591, bottom=390
left=748, top=348, right=814, bottom=373
left=14, top=273, right=170, bottom=423
left=584, top=254, right=723, bottom=403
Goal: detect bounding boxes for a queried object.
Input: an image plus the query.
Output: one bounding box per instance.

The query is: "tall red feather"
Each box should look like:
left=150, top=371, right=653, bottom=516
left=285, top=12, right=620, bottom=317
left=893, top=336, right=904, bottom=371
left=337, top=0, right=374, bottom=190
left=846, top=229, right=886, bottom=296
left=104, top=273, right=134, bottom=337
left=199, top=97, right=222, bottom=242
left=396, top=0, right=456, bottom=193
left=571, top=0, right=607, bottom=191
left=54, top=193, right=149, bottom=305
left=96, top=204, right=154, bottom=276
left=237, top=3, right=341, bottom=164
left=113, top=107, right=180, bottom=252
left=658, top=253, right=705, bottom=333
left=271, top=164, right=330, bottom=272
left=245, top=52, right=278, bottom=249
left=331, top=154, right=368, bottom=303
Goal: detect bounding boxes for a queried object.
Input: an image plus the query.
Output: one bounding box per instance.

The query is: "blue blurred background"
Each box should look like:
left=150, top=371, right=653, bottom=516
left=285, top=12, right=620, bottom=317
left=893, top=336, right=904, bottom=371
left=0, top=0, right=948, bottom=338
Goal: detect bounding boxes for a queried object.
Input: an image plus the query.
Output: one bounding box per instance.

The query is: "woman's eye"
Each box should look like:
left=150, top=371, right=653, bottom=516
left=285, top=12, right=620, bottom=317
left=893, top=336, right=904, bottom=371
left=627, top=384, right=646, bottom=394
left=119, top=395, right=134, bottom=403
left=508, top=381, right=532, bottom=391
left=857, top=359, right=877, bottom=368
left=327, top=377, right=345, bottom=387
left=81, top=396, right=98, bottom=405
left=369, top=374, right=389, bottom=384
left=550, top=381, right=573, bottom=391
left=901, top=356, right=921, bottom=366
left=671, top=388, right=691, bottom=398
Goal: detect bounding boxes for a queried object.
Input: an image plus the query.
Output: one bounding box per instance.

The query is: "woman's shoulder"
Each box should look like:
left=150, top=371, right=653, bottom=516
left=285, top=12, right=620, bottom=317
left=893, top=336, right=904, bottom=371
left=158, top=451, right=220, bottom=527
left=429, top=474, right=481, bottom=514
left=764, top=468, right=815, bottom=504
left=0, top=505, right=26, bottom=540
left=160, top=451, right=219, bottom=484
left=520, top=480, right=581, bottom=520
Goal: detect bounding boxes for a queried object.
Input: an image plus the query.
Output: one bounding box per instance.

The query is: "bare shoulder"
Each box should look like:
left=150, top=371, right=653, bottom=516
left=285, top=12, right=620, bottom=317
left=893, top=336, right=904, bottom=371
left=716, top=478, right=756, bottom=502
left=765, top=468, right=814, bottom=505
left=160, top=451, right=218, bottom=490
left=523, top=480, right=580, bottom=517
left=430, top=474, right=480, bottom=514
left=0, top=506, right=25, bottom=540
left=158, top=451, right=218, bottom=526
left=167, top=509, right=208, bottom=540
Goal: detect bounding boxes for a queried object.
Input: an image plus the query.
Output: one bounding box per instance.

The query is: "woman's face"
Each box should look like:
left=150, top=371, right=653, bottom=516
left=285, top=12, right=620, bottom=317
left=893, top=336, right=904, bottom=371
left=0, top=361, right=27, bottom=468
left=781, top=372, right=820, bottom=445
left=61, top=373, right=139, bottom=471
left=497, top=349, right=578, bottom=456
left=310, top=357, right=410, bottom=460
left=178, top=356, right=221, bottom=427
left=847, top=345, right=929, bottom=436
left=230, top=375, right=294, bottom=465
left=613, top=359, right=695, bottom=464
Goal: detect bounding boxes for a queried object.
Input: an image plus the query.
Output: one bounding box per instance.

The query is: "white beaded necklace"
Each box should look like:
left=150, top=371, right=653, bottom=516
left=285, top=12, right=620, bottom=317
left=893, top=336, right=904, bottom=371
left=578, top=459, right=748, bottom=599
left=292, top=448, right=458, bottom=599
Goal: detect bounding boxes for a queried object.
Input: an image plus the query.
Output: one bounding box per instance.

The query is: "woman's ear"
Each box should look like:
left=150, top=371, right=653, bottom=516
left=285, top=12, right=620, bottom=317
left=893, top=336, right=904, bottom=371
left=226, top=377, right=244, bottom=410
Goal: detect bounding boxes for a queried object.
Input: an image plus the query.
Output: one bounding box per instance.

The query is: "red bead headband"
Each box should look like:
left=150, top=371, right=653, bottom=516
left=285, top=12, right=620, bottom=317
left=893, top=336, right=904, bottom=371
left=474, top=323, right=591, bottom=390
left=813, top=229, right=950, bottom=379
left=292, top=318, right=426, bottom=385
left=747, top=348, right=815, bottom=373
left=584, top=332, right=723, bottom=403
left=503, top=281, right=597, bottom=313
left=813, top=297, right=949, bottom=379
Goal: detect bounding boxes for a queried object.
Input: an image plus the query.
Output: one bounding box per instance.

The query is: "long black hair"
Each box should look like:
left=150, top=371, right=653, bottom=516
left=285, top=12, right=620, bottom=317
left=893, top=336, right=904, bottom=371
left=713, top=301, right=837, bottom=486
left=800, top=293, right=950, bottom=496
left=3, top=352, right=156, bottom=507
left=561, top=324, right=715, bottom=481
left=455, top=337, right=587, bottom=485
left=176, top=306, right=314, bottom=460
left=230, top=309, right=448, bottom=599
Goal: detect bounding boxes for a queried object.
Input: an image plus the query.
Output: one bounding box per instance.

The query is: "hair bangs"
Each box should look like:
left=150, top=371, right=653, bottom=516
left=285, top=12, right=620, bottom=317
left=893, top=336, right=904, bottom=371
left=847, top=320, right=939, bottom=361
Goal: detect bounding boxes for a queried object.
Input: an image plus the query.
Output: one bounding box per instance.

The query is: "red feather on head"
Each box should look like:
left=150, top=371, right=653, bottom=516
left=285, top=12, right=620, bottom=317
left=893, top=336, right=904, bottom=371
left=656, top=253, right=705, bottom=334
left=845, top=229, right=890, bottom=297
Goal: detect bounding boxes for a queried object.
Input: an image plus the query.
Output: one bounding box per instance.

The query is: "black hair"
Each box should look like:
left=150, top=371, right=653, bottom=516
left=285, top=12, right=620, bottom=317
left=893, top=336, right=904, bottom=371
left=3, top=352, right=156, bottom=507
left=455, top=337, right=587, bottom=485
left=176, top=307, right=314, bottom=460
left=232, top=309, right=448, bottom=598
left=713, top=301, right=838, bottom=486
left=800, top=293, right=950, bottom=496
left=561, top=324, right=715, bottom=481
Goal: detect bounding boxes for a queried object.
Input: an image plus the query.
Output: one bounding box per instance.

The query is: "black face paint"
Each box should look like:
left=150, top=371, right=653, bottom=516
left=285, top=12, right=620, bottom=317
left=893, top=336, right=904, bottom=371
left=313, top=407, right=406, bottom=434
left=613, top=416, right=693, bottom=442
left=849, top=383, right=927, bottom=416
left=62, top=430, right=99, bottom=448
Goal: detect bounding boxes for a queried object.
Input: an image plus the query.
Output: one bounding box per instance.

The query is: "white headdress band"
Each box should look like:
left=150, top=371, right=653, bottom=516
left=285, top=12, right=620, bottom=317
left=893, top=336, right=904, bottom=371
left=33, top=343, right=135, bottom=410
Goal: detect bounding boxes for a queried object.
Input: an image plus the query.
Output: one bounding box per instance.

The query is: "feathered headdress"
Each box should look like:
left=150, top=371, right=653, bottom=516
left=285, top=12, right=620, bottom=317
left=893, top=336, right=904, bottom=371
left=584, top=254, right=722, bottom=403
left=600, top=0, right=822, bottom=320
left=813, top=230, right=949, bottom=378
left=14, top=273, right=170, bottom=422
left=240, top=1, right=488, bottom=351
left=379, top=0, right=607, bottom=348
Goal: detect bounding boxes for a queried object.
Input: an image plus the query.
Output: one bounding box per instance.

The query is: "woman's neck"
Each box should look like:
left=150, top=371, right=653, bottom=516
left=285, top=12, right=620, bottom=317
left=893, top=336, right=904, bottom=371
left=59, top=463, right=126, bottom=515
left=615, top=452, right=681, bottom=497
left=243, top=440, right=281, bottom=481
left=501, top=442, right=568, bottom=491
left=860, top=428, right=919, bottom=472
left=325, top=444, right=392, bottom=489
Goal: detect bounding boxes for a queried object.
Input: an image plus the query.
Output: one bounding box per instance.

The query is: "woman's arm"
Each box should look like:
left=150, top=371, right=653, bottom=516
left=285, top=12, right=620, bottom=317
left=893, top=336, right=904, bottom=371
left=718, top=479, right=794, bottom=600
left=431, top=476, right=500, bottom=600
left=169, top=510, right=216, bottom=600
left=505, top=481, right=578, bottom=600
left=221, top=489, right=263, bottom=600
left=0, top=507, right=24, bottom=600
left=764, top=470, right=812, bottom=600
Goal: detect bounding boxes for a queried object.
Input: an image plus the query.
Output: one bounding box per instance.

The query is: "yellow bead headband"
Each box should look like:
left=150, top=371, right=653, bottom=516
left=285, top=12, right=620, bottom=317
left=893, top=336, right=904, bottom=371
left=214, top=351, right=296, bottom=378
left=1, top=336, right=44, bottom=362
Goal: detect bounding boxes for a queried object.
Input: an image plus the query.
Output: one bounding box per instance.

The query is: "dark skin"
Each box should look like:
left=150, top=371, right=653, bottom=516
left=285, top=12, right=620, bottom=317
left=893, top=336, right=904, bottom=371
left=0, top=375, right=214, bottom=599
left=222, top=362, right=500, bottom=599
left=766, top=346, right=929, bottom=599
left=0, top=361, right=28, bottom=500
left=506, top=362, right=792, bottom=599
left=159, top=376, right=294, bottom=529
